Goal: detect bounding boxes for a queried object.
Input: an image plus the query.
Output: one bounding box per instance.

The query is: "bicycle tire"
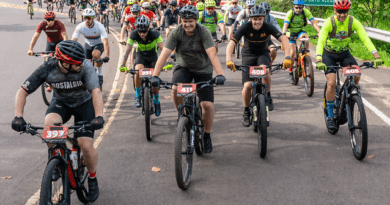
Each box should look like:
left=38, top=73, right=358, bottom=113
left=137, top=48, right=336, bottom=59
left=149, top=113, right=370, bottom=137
left=350, top=95, right=368, bottom=160
left=323, top=82, right=340, bottom=135
left=75, top=155, right=89, bottom=203
left=257, top=94, right=267, bottom=158
left=303, top=55, right=314, bottom=96
left=60, top=1, right=63, bottom=13
left=38, top=0, right=42, bottom=8
left=39, top=158, right=68, bottom=205
left=41, top=83, right=52, bottom=106
left=73, top=9, right=76, bottom=24
left=194, top=99, right=204, bottom=155
left=175, top=116, right=192, bottom=190
left=105, top=15, right=110, bottom=33
left=235, top=40, right=240, bottom=59
left=144, top=87, right=152, bottom=141
left=69, top=8, right=73, bottom=23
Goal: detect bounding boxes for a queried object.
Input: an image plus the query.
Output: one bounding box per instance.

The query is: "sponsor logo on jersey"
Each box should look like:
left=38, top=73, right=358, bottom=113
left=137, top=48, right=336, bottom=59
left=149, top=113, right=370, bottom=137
left=250, top=33, right=253, bottom=37
left=22, top=81, right=30, bottom=90
left=46, top=30, right=59, bottom=32
left=50, top=81, right=84, bottom=89
left=260, top=33, right=266, bottom=37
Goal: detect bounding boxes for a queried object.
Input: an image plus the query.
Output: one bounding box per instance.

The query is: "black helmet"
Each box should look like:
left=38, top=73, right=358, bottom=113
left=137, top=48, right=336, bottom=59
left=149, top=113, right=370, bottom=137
left=249, top=5, right=266, bottom=17
left=131, top=4, right=141, bottom=13
left=55, top=40, right=85, bottom=65
left=179, top=5, right=199, bottom=19
left=260, top=2, right=271, bottom=12
left=135, top=15, right=150, bottom=32
left=168, top=0, right=177, bottom=6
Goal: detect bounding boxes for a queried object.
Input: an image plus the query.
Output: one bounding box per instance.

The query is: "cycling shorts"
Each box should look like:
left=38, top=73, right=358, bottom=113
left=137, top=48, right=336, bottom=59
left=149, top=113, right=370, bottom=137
left=46, top=98, right=95, bottom=138
left=134, top=53, right=157, bottom=69
left=68, top=0, right=75, bottom=4
left=241, top=54, right=271, bottom=84
left=322, top=49, right=357, bottom=75
left=85, top=43, right=104, bottom=60
left=288, top=31, right=306, bottom=44
left=226, top=18, right=235, bottom=26
left=46, top=41, right=62, bottom=52
left=172, top=67, right=214, bottom=103
left=99, top=4, right=108, bottom=14
left=47, top=0, right=53, bottom=2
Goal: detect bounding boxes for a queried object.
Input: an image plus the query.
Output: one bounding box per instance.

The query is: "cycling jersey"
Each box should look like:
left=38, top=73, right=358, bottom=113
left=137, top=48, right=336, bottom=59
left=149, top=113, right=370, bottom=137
left=72, top=21, right=108, bottom=47
left=124, top=16, right=137, bottom=29
left=124, top=6, right=132, bottom=18
left=235, top=9, right=249, bottom=23
left=178, top=0, right=188, bottom=7
left=126, top=28, right=163, bottom=56
left=141, top=10, right=156, bottom=21
left=20, top=58, right=100, bottom=107
left=36, top=20, right=66, bottom=43
left=150, top=3, right=159, bottom=13
left=227, top=5, right=242, bottom=19
left=198, top=10, right=224, bottom=34
left=316, top=15, right=377, bottom=60
left=232, top=22, right=282, bottom=57
left=284, top=8, right=314, bottom=33
left=164, top=8, right=179, bottom=25
left=265, top=14, right=282, bottom=33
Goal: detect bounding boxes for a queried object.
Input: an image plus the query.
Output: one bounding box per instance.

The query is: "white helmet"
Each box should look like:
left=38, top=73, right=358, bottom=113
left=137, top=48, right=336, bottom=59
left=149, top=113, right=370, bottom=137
left=82, top=8, right=95, bottom=17
left=245, top=0, right=255, bottom=7
left=150, top=0, right=156, bottom=2
left=142, top=2, right=150, bottom=7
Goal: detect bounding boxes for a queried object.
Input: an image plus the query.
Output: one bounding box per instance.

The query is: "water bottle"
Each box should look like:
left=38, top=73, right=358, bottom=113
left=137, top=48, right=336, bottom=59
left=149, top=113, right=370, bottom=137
left=253, top=106, right=257, bottom=122
left=70, top=148, right=78, bottom=170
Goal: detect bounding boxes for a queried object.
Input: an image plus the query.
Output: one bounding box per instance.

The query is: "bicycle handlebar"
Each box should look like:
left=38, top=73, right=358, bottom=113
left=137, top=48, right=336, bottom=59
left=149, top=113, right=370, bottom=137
left=327, top=62, right=374, bottom=70
left=91, top=59, right=106, bottom=64
left=159, top=78, right=216, bottom=95
left=235, top=64, right=283, bottom=73
left=31, top=52, right=55, bottom=57
left=23, top=122, right=93, bottom=136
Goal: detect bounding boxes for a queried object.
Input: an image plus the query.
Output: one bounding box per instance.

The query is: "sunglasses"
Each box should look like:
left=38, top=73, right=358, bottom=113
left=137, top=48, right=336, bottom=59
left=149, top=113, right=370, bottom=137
left=45, top=18, right=55, bottom=21
left=84, top=16, right=93, bottom=20
left=294, top=6, right=304, bottom=9
left=206, top=7, right=214, bottom=10
left=143, top=7, right=150, bottom=10
left=232, top=2, right=238, bottom=4
left=336, top=9, right=349, bottom=14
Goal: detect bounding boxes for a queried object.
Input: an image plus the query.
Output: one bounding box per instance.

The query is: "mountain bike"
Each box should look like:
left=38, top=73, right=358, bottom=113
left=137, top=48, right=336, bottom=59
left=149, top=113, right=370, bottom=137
left=38, top=0, right=43, bottom=8
left=236, top=64, right=283, bottom=158
left=288, top=35, right=318, bottom=97
left=56, top=0, right=64, bottom=12
left=20, top=121, right=95, bottom=204
left=47, top=0, right=53, bottom=11
left=24, top=1, right=35, bottom=19
left=102, top=8, right=110, bottom=34
left=69, top=4, right=77, bottom=24
left=232, top=21, right=244, bottom=59
left=322, top=61, right=374, bottom=160
left=31, top=52, right=55, bottom=106
left=112, top=4, right=120, bottom=22
left=91, top=59, right=106, bottom=90
left=158, top=78, right=217, bottom=190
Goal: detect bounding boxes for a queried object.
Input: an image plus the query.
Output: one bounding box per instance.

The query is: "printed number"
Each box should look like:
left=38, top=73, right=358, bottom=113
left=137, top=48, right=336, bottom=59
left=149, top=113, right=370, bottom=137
left=180, top=87, right=192, bottom=93
left=45, top=131, right=65, bottom=138
left=251, top=69, right=265, bottom=75
left=142, top=70, right=151, bottom=75
left=345, top=69, right=359, bottom=74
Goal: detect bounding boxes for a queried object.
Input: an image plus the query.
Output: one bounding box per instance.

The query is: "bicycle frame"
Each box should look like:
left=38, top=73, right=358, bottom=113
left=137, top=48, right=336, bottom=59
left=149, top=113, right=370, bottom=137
left=177, top=95, right=198, bottom=155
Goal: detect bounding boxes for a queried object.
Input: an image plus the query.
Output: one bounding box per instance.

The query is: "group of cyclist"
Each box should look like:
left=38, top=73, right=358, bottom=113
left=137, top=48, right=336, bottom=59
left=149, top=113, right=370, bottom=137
left=15, top=0, right=385, bottom=203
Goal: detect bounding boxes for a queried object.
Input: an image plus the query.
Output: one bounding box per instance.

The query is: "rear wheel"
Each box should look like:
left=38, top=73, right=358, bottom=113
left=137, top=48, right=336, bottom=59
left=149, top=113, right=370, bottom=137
left=350, top=95, right=368, bottom=160
left=41, top=83, right=53, bottom=106
left=39, top=158, right=67, bottom=205
left=257, top=94, right=267, bottom=158
left=104, top=14, right=110, bottom=33
left=323, top=82, right=340, bottom=135
left=175, top=117, right=192, bottom=190
left=303, top=55, right=314, bottom=96
left=144, top=87, right=151, bottom=141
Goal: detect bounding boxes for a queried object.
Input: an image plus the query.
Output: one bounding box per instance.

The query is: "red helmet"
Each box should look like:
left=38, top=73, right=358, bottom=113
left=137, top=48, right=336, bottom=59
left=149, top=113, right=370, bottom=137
left=334, top=0, right=351, bottom=10
left=44, top=11, right=56, bottom=19
left=55, top=41, right=85, bottom=65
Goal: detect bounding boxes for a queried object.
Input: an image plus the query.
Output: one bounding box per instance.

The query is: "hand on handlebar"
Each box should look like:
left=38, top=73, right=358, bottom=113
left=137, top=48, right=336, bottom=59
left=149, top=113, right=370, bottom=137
left=119, top=65, right=129, bottom=72
left=91, top=116, right=105, bottom=130
left=102, top=57, right=110, bottom=63
left=226, top=60, right=236, bottom=72
left=221, top=34, right=227, bottom=42
left=316, top=61, right=327, bottom=71
left=215, top=75, right=226, bottom=85
left=282, top=58, right=292, bottom=70
left=12, top=117, right=27, bottom=132
left=28, top=49, right=34, bottom=56
left=374, top=58, right=384, bottom=69
left=151, top=76, right=161, bottom=87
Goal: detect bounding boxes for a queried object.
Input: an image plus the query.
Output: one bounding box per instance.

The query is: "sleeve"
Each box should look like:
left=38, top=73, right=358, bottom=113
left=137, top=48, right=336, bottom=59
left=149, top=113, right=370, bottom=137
left=155, top=35, right=163, bottom=44
left=266, top=23, right=282, bottom=39
left=127, top=31, right=137, bottom=45
left=72, top=23, right=82, bottom=39
left=82, top=60, right=100, bottom=92
left=270, top=15, right=282, bottom=33
left=164, top=27, right=178, bottom=50
left=235, top=10, right=244, bottom=22
left=217, top=12, right=224, bottom=24
left=20, top=64, right=50, bottom=95
left=58, top=21, right=66, bottom=33
left=232, top=22, right=246, bottom=44
left=200, top=26, right=215, bottom=50
left=36, top=22, right=44, bottom=33
left=316, top=18, right=332, bottom=60
left=353, top=18, right=377, bottom=53
left=303, top=8, right=314, bottom=21
left=98, top=22, right=108, bottom=39
left=163, top=8, right=169, bottom=16
left=284, top=10, right=292, bottom=24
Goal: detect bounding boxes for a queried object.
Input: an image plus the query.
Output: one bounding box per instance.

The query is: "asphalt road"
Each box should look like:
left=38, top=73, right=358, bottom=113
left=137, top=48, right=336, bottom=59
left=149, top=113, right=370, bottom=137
left=1, top=3, right=390, bottom=205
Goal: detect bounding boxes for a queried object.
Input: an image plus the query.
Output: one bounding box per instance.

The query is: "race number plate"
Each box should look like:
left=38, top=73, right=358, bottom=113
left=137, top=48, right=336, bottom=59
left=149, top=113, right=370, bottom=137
left=42, top=126, right=68, bottom=143
left=298, top=37, right=310, bottom=41
left=177, top=84, right=196, bottom=97
left=249, top=66, right=267, bottom=78
left=342, top=65, right=361, bottom=77
left=139, top=68, right=154, bottom=78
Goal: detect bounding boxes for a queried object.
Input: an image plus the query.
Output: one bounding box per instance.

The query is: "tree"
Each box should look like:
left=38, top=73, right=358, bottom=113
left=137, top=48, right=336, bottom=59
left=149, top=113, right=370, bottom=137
left=352, top=0, right=390, bottom=28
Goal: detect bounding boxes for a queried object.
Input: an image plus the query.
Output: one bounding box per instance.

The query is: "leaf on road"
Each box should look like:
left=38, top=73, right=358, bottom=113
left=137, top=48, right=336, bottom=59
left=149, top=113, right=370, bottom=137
left=1, top=176, right=12, bottom=180
left=115, top=89, right=121, bottom=92
left=231, top=140, right=237, bottom=143
left=112, top=98, right=118, bottom=101
left=151, top=166, right=161, bottom=172
left=164, top=96, right=171, bottom=99
left=367, top=154, right=375, bottom=159
left=117, top=35, right=121, bottom=37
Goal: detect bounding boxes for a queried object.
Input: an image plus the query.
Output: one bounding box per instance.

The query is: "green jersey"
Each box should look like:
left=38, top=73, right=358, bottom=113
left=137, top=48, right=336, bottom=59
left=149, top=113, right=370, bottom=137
left=198, top=10, right=224, bottom=34
left=284, top=8, right=314, bottom=33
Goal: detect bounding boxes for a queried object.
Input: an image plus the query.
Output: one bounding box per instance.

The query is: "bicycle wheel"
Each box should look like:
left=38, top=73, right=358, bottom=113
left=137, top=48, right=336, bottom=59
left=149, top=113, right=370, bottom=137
left=73, top=9, right=76, bottom=24
left=69, top=9, right=73, bottom=23
left=144, top=87, right=152, bottom=141
left=39, top=158, right=68, bottom=205
left=175, top=116, right=192, bottom=190
left=194, top=99, right=204, bottom=156
left=257, top=94, right=267, bottom=158
left=323, top=82, right=340, bottom=135
left=303, top=55, right=314, bottom=96
left=349, top=95, right=368, bottom=160
left=41, top=83, right=53, bottom=106
left=235, top=40, right=240, bottom=59
left=105, top=15, right=110, bottom=33
left=76, top=155, right=89, bottom=203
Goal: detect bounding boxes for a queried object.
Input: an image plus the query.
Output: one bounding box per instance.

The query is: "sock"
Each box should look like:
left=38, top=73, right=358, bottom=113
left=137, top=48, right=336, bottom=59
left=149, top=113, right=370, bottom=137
left=154, top=94, right=160, bottom=104
left=135, top=87, right=141, bottom=98
left=289, top=68, right=293, bottom=72
left=204, top=132, right=210, bottom=139
left=97, top=67, right=103, bottom=76
left=327, top=101, right=335, bottom=118
left=88, top=171, right=96, bottom=179
left=244, top=106, right=250, bottom=112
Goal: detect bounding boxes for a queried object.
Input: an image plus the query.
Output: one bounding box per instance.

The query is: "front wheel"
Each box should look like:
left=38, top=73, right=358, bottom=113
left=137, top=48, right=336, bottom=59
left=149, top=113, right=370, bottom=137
left=39, top=158, right=68, bottom=205
left=350, top=95, right=368, bottom=160
left=144, top=87, right=152, bottom=141
left=104, top=15, right=110, bottom=34
left=257, top=94, right=267, bottom=158
left=76, top=155, right=89, bottom=203
left=175, top=117, right=192, bottom=190
left=303, top=55, right=314, bottom=96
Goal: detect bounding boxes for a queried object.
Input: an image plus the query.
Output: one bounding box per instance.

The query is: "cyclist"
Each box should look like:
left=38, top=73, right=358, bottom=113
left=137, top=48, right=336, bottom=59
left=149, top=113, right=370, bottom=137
left=224, top=0, right=242, bottom=41
left=151, top=5, right=226, bottom=153
left=187, top=0, right=197, bottom=6
left=161, top=0, right=180, bottom=38
left=110, top=0, right=119, bottom=13
left=12, top=40, right=104, bottom=202
left=233, top=0, right=254, bottom=33
left=159, top=0, right=168, bottom=13
left=26, top=0, right=34, bottom=15
left=196, top=1, right=204, bottom=12
left=198, top=0, right=227, bottom=52
left=282, top=0, right=320, bottom=83
left=97, top=0, right=110, bottom=23
left=68, top=0, right=77, bottom=16
left=316, top=0, right=383, bottom=129
left=120, top=4, right=141, bottom=41
left=119, top=16, right=164, bottom=114
left=141, top=2, right=158, bottom=28
left=226, top=5, right=292, bottom=126
left=150, top=0, right=162, bottom=30
left=121, top=0, right=135, bottom=25
left=260, top=1, right=282, bottom=64
left=72, top=8, right=110, bottom=89
left=80, top=0, right=93, bottom=20
left=46, top=0, right=53, bottom=10
left=177, top=0, right=188, bottom=9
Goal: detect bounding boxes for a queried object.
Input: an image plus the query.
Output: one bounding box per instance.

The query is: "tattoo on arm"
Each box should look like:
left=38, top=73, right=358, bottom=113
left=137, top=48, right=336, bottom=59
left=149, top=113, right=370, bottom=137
left=121, top=44, right=133, bottom=66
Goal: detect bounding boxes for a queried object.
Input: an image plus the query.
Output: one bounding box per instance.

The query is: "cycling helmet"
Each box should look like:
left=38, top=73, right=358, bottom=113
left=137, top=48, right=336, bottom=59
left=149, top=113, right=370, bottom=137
left=44, top=11, right=55, bottom=19
left=196, top=2, right=204, bottom=11
left=135, top=15, right=150, bottom=32
left=333, top=0, right=351, bottom=10
left=151, top=0, right=156, bottom=2
left=82, top=8, right=95, bottom=17
left=142, top=2, right=150, bottom=7
left=260, top=2, right=271, bottom=12
left=127, top=0, right=134, bottom=4
left=205, top=0, right=216, bottom=8
left=245, top=0, right=255, bottom=7
left=249, top=5, right=266, bottom=17
left=292, top=0, right=305, bottom=5
left=131, top=4, right=141, bottom=12
left=55, top=40, right=85, bottom=65
left=179, top=5, right=199, bottom=19
left=168, top=0, right=177, bottom=6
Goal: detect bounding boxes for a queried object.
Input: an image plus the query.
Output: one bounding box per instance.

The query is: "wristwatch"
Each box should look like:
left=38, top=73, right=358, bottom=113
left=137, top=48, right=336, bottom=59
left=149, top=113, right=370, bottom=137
left=285, top=56, right=291, bottom=60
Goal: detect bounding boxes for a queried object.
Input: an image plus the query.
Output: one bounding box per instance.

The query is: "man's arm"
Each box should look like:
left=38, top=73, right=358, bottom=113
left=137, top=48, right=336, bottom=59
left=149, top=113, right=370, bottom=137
left=91, top=88, right=104, bottom=117
left=157, top=41, right=164, bottom=50
left=224, top=10, right=228, bottom=23
left=121, top=43, right=134, bottom=66
left=28, top=32, right=41, bottom=54
left=226, top=40, right=235, bottom=62
left=310, top=19, right=321, bottom=33
left=278, top=35, right=291, bottom=57
left=15, top=90, right=27, bottom=117
left=61, top=31, right=69, bottom=40
left=120, top=21, right=127, bottom=42
left=206, top=47, right=223, bottom=75
left=218, top=22, right=226, bottom=35
left=153, top=47, right=172, bottom=77
left=102, top=38, right=110, bottom=57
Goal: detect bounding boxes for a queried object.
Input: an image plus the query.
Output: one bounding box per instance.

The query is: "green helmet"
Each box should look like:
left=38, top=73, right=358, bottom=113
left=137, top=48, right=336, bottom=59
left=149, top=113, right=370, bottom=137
left=127, top=0, right=134, bottom=4
left=196, top=2, right=204, bottom=11
left=205, top=0, right=216, bottom=8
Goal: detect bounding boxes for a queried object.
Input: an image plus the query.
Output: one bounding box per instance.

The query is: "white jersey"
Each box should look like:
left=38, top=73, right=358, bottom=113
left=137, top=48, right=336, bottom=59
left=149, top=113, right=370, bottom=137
left=227, top=5, right=243, bottom=19
left=72, top=21, right=108, bottom=46
left=235, top=9, right=250, bottom=23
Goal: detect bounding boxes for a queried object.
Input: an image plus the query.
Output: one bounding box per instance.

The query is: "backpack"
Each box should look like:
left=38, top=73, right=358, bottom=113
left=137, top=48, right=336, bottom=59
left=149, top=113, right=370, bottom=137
left=330, top=15, right=354, bottom=38
left=201, top=10, right=218, bottom=25
left=288, top=8, right=307, bottom=28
